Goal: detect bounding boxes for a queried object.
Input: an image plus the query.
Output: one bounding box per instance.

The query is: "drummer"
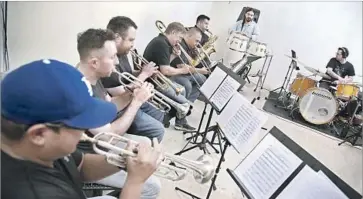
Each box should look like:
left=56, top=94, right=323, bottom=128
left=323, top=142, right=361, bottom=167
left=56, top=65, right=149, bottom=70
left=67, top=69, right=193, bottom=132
left=319, top=47, right=361, bottom=118
left=319, top=47, right=355, bottom=90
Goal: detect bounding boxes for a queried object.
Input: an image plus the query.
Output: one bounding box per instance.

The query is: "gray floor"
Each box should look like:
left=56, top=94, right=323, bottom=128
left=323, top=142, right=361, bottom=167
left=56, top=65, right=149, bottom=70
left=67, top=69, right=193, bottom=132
left=157, top=82, right=362, bottom=199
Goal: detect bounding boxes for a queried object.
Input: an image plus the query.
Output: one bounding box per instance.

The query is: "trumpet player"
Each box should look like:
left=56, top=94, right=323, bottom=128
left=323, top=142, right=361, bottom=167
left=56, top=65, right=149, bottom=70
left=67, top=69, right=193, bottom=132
left=1, top=59, right=162, bottom=199
left=76, top=29, right=162, bottom=198
left=144, top=22, right=196, bottom=131
left=99, top=16, right=165, bottom=142
left=170, top=27, right=208, bottom=102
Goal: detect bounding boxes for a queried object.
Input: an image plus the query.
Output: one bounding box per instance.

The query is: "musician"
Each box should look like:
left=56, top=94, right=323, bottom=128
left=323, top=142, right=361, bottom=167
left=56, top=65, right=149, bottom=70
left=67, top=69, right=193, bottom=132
left=76, top=28, right=162, bottom=198
left=319, top=47, right=355, bottom=89
left=228, top=8, right=260, bottom=40
left=143, top=22, right=196, bottom=131
left=170, top=27, right=208, bottom=102
left=1, top=59, right=162, bottom=199
left=191, top=15, right=213, bottom=71
left=319, top=47, right=361, bottom=119
left=98, top=16, right=165, bottom=142
left=193, top=14, right=210, bottom=46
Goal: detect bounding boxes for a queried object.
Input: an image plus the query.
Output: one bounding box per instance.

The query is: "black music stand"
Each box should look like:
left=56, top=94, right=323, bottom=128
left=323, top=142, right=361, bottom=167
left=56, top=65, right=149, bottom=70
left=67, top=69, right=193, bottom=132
left=226, top=126, right=362, bottom=199
left=176, top=92, right=267, bottom=199
left=174, top=63, right=246, bottom=196
left=176, top=62, right=246, bottom=157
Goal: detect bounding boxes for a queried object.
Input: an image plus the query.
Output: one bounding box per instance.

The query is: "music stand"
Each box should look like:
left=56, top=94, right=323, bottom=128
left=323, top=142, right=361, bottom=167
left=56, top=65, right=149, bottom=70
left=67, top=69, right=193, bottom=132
left=174, top=63, right=246, bottom=196
left=176, top=62, right=246, bottom=156
left=226, top=126, right=362, bottom=199
left=175, top=92, right=268, bottom=199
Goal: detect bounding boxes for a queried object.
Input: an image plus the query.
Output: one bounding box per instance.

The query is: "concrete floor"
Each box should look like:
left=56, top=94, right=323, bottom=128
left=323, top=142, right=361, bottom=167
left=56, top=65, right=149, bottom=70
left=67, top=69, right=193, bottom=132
left=157, top=82, right=362, bottom=199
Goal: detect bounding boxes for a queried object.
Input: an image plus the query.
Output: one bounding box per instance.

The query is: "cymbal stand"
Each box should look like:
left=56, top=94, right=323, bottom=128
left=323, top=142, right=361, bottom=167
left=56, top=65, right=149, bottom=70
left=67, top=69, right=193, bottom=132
left=266, top=55, right=297, bottom=103
left=337, top=97, right=362, bottom=146
left=253, top=53, right=274, bottom=100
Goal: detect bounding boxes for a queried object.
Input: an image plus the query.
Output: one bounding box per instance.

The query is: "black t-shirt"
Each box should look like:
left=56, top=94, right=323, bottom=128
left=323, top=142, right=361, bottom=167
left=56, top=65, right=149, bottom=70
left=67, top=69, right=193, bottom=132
left=101, top=54, right=133, bottom=89
left=143, top=33, right=173, bottom=67
left=322, top=58, right=355, bottom=82
left=194, top=25, right=209, bottom=46
left=1, top=150, right=86, bottom=199
left=170, top=39, right=193, bottom=68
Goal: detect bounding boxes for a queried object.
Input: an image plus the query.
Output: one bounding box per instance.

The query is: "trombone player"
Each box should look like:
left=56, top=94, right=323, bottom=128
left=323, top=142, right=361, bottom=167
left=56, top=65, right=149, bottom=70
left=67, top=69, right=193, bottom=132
left=170, top=27, right=209, bottom=102
left=143, top=22, right=196, bottom=131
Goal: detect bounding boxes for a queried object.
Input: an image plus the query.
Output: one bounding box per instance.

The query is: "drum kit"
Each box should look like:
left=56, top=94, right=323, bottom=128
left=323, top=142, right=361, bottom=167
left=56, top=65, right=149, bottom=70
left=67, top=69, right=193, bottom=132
left=225, top=31, right=269, bottom=78
left=275, top=55, right=362, bottom=142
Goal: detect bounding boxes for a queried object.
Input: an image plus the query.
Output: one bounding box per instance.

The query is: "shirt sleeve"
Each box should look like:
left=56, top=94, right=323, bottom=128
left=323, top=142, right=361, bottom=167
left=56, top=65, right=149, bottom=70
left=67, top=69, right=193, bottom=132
left=228, top=20, right=241, bottom=35
left=100, top=72, right=122, bottom=88
left=251, top=24, right=260, bottom=41
left=347, top=63, right=355, bottom=77
left=71, top=150, right=84, bottom=167
left=153, top=42, right=171, bottom=66
left=326, top=58, right=336, bottom=69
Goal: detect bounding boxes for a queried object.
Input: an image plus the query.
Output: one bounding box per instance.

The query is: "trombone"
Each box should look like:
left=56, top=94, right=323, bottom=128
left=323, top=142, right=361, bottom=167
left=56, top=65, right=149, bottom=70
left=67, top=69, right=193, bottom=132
left=114, top=71, right=191, bottom=119
left=129, top=50, right=184, bottom=95
left=81, top=132, right=216, bottom=184
left=155, top=20, right=209, bottom=88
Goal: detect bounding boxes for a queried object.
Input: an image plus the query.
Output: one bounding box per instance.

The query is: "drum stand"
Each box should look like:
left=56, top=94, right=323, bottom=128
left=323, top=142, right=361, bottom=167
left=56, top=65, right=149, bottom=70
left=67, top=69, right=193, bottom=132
left=266, top=52, right=298, bottom=102
left=252, top=54, right=274, bottom=100
left=336, top=97, right=362, bottom=146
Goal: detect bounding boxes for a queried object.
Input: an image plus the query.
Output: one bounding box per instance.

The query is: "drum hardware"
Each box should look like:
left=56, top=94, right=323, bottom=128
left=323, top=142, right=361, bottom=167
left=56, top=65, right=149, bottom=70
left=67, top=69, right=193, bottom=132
left=336, top=96, right=362, bottom=146
left=267, top=50, right=299, bottom=104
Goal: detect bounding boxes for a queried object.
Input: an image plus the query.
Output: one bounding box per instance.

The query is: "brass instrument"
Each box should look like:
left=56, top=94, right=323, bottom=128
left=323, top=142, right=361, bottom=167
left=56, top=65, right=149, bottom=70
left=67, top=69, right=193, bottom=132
left=81, top=132, right=215, bottom=183
left=114, top=71, right=190, bottom=119
left=129, top=50, right=183, bottom=95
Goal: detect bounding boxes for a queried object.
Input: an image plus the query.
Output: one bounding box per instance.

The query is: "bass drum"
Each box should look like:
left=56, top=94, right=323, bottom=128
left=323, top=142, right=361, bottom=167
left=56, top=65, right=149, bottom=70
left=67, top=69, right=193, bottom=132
left=299, top=87, right=338, bottom=125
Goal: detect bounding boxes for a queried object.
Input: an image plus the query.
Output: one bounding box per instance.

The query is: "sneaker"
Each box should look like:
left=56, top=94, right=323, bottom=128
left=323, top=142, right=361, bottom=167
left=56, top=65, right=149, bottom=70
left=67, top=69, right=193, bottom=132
left=174, top=123, right=196, bottom=131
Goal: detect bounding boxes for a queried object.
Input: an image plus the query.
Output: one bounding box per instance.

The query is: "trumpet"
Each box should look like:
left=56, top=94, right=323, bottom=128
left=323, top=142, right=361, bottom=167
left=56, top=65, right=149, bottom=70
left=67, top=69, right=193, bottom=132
left=129, top=50, right=183, bottom=95
left=81, top=132, right=216, bottom=183
left=114, top=71, right=191, bottom=119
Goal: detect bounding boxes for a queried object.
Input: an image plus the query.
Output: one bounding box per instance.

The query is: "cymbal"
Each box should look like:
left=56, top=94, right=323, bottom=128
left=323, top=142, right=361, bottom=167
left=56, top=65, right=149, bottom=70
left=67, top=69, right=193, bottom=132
left=304, top=66, right=331, bottom=79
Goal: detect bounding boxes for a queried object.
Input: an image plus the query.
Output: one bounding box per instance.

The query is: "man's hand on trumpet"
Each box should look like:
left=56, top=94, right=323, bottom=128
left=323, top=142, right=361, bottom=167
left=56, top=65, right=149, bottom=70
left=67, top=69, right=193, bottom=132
left=132, top=82, right=154, bottom=105
left=126, top=138, right=163, bottom=184
left=140, top=61, right=159, bottom=78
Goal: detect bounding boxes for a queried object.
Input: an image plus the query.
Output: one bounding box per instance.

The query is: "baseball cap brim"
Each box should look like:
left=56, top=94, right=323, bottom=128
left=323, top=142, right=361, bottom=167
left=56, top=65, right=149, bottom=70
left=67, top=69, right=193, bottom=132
left=62, top=98, right=117, bottom=130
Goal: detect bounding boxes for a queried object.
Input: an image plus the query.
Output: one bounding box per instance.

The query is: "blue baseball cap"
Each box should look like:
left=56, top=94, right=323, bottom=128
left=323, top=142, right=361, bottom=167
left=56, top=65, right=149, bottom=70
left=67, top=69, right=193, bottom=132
left=1, top=59, right=117, bottom=129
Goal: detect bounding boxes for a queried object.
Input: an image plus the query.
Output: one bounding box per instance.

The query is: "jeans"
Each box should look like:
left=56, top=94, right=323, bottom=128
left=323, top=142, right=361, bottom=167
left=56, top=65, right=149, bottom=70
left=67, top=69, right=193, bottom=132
left=94, top=134, right=161, bottom=199
left=170, top=74, right=206, bottom=103
left=118, top=102, right=165, bottom=142
left=156, top=81, right=190, bottom=125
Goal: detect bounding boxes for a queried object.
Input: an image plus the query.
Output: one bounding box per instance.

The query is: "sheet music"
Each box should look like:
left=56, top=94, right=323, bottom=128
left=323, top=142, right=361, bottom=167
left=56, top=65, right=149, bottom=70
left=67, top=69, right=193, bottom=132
left=210, top=76, right=240, bottom=111
left=217, top=93, right=268, bottom=153
left=276, top=166, right=348, bottom=199
left=199, top=66, right=227, bottom=99
left=234, top=134, right=302, bottom=199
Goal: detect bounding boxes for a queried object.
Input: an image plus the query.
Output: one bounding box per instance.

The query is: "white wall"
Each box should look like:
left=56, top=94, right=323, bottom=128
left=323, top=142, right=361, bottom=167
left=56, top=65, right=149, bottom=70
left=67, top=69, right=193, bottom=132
left=210, top=1, right=362, bottom=89
left=7, top=2, right=362, bottom=88
left=7, top=2, right=212, bottom=69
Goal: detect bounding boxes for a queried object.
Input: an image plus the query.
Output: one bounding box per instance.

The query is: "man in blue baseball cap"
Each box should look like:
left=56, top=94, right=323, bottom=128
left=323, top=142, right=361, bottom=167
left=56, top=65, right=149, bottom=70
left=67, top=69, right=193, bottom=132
left=1, top=59, right=162, bottom=199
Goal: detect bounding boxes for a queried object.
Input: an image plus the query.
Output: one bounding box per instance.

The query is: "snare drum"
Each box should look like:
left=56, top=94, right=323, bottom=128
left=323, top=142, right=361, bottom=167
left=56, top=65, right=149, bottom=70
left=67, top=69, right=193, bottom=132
left=226, top=32, right=250, bottom=53
left=247, top=40, right=267, bottom=57
left=289, top=75, right=317, bottom=97
left=335, top=84, right=360, bottom=100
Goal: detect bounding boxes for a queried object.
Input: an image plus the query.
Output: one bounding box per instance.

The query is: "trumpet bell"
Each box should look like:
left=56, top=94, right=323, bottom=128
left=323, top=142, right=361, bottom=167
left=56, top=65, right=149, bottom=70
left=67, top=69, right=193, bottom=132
left=193, top=155, right=216, bottom=184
